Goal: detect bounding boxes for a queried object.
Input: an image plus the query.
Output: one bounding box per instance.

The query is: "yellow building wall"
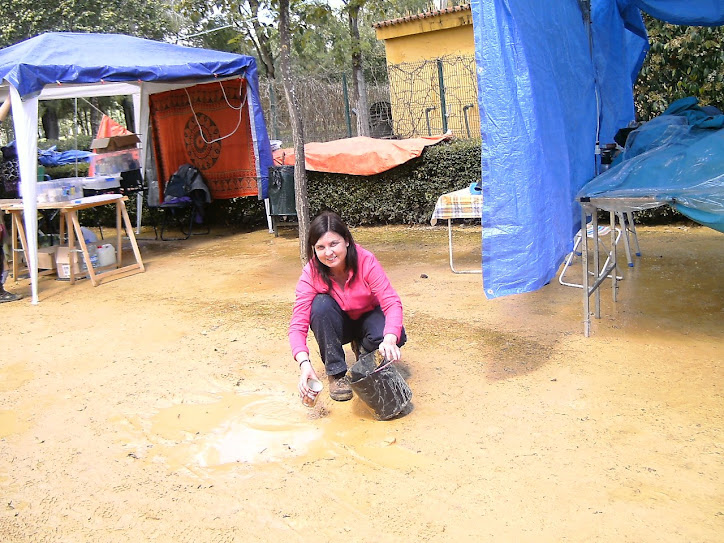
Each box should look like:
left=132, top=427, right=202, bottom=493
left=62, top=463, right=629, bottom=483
left=378, top=24, right=475, bottom=65
left=376, top=10, right=479, bottom=139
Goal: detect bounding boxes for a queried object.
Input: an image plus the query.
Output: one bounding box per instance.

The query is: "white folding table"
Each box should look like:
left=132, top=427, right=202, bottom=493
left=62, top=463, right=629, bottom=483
left=579, top=196, right=665, bottom=336
left=430, top=187, right=483, bottom=274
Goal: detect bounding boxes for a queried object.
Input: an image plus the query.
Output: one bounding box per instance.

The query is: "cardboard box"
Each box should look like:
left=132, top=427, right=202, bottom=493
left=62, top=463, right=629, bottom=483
left=22, top=246, right=58, bottom=270
left=55, top=247, right=83, bottom=279
left=38, top=246, right=58, bottom=270
left=90, top=134, right=140, bottom=153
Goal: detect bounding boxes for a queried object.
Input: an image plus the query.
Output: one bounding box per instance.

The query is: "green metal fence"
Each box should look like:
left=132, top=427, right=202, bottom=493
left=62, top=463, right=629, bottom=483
left=386, top=55, right=479, bottom=139
left=257, top=54, right=480, bottom=145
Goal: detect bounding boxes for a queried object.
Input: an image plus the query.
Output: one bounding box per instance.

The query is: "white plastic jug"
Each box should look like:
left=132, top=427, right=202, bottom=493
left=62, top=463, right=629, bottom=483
left=96, top=244, right=116, bottom=267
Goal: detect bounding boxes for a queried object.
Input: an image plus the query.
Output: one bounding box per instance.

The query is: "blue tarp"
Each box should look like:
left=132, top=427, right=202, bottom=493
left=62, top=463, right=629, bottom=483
left=579, top=97, right=724, bottom=233
left=38, top=146, right=94, bottom=167
left=470, top=0, right=724, bottom=298
left=0, top=32, right=273, bottom=198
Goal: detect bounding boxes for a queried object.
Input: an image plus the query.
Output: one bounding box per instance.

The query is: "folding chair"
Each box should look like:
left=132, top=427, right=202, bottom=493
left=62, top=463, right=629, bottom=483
left=559, top=223, right=623, bottom=288
left=152, top=165, right=211, bottom=241
left=152, top=194, right=210, bottom=241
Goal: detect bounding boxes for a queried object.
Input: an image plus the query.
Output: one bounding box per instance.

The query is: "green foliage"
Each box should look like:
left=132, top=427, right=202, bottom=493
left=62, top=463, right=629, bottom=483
left=0, top=0, right=173, bottom=48
left=635, top=16, right=724, bottom=120
left=629, top=206, right=687, bottom=225
left=205, top=197, right=268, bottom=227
left=45, top=162, right=90, bottom=179
left=40, top=136, right=94, bottom=152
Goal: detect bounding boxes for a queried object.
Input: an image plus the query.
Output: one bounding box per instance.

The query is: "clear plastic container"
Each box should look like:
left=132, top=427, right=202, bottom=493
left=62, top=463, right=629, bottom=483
left=95, top=244, right=116, bottom=267
left=28, top=178, right=85, bottom=203
left=79, top=244, right=99, bottom=271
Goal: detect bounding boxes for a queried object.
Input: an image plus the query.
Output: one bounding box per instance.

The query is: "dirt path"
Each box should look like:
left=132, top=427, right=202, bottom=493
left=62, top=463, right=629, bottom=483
left=1, top=223, right=722, bottom=542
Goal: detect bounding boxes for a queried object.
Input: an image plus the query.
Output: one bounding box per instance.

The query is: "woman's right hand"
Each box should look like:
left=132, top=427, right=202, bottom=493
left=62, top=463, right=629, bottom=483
left=298, top=359, right=319, bottom=398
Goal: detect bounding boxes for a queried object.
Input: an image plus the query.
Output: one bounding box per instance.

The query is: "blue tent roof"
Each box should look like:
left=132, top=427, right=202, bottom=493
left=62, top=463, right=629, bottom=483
left=471, top=0, right=724, bottom=298
left=0, top=32, right=257, bottom=99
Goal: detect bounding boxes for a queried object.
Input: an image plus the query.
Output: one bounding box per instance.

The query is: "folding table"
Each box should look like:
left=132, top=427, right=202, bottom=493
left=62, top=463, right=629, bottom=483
left=430, top=187, right=483, bottom=274
left=2, top=194, right=145, bottom=288
left=579, top=196, right=664, bottom=336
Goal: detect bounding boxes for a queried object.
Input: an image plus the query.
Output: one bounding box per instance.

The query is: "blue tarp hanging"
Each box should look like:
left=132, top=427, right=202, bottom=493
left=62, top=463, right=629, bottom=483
left=470, top=0, right=724, bottom=299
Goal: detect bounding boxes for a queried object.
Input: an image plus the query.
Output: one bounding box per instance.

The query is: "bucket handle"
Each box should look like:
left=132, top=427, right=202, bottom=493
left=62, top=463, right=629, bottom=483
left=372, top=359, right=395, bottom=373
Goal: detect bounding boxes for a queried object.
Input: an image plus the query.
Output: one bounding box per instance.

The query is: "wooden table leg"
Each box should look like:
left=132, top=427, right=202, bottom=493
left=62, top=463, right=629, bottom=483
left=11, top=211, right=28, bottom=281
left=68, top=210, right=99, bottom=287
left=67, top=211, right=77, bottom=285
left=10, top=210, right=19, bottom=281
left=116, top=201, right=123, bottom=268
left=120, top=200, right=144, bottom=272
left=59, top=212, right=66, bottom=246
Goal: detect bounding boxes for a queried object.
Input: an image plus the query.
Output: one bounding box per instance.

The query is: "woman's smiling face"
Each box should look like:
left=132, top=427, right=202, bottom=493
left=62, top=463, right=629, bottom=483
left=314, top=231, right=349, bottom=272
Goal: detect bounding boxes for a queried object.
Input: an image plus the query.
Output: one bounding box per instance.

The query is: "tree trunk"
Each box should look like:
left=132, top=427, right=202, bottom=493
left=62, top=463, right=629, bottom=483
left=245, top=0, right=276, bottom=80
left=279, top=0, right=310, bottom=264
left=41, top=106, right=59, bottom=140
left=89, top=97, right=101, bottom=138
left=121, top=97, right=136, bottom=133
left=349, top=5, right=370, bottom=137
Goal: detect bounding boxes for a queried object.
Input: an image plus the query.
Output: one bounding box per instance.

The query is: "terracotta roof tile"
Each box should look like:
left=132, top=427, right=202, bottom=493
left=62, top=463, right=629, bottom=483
left=373, top=3, right=471, bottom=29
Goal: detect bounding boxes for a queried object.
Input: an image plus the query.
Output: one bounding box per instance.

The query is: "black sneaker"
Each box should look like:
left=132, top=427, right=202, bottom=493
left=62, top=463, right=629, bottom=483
left=0, top=291, right=22, bottom=303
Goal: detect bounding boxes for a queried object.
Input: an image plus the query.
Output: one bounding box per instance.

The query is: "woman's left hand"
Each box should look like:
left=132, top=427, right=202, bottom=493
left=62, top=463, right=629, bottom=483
left=379, top=334, right=401, bottom=362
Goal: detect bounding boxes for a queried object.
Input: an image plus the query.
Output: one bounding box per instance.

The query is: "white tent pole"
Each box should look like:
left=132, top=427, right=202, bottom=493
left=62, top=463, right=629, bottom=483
left=73, top=97, right=79, bottom=177
left=132, top=90, right=143, bottom=233
left=10, top=87, right=39, bottom=304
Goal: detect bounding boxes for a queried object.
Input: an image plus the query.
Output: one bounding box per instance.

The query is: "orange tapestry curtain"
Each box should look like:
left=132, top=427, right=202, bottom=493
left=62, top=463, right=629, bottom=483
left=149, top=78, right=258, bottom=200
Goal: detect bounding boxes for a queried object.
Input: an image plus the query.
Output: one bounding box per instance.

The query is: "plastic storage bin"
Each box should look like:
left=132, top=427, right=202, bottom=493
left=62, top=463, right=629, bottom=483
left=89, top=148, right=141, bottom=177
left=82, top=175, right=121, bottom=196
left=28, top=178, right=84, bottom=203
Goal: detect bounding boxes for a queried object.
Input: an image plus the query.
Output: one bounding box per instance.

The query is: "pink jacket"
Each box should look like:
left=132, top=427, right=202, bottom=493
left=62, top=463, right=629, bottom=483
left=289, top=244, right=403, bottom=359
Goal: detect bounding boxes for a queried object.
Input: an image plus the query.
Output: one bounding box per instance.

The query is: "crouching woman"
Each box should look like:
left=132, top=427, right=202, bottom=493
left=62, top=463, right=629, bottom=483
left=289, top=211, right=406, bottom=401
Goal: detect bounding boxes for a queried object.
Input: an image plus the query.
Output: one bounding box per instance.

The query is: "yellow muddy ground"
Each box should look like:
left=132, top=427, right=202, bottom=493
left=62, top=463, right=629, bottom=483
left=1, top=223, right=722, bottom=542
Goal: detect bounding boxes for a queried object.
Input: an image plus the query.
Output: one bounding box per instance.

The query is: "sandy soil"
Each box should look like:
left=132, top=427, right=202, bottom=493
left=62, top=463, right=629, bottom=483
left=0, top=222, right=722, bottom=542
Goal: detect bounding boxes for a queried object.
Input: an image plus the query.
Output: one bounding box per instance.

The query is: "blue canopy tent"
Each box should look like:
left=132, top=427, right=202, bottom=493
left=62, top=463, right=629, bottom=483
left=470, top=0, right=724, bottom=299
left=0, top=32, right=273, bottom=304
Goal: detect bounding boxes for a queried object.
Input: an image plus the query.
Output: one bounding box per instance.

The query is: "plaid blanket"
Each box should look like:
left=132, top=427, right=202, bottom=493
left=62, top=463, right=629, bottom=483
left=430, top=187, right=483, bottom=225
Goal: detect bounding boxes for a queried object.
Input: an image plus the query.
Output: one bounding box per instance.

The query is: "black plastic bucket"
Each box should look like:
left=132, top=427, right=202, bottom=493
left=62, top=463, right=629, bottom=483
left=349, top=351, right=412, bottom=420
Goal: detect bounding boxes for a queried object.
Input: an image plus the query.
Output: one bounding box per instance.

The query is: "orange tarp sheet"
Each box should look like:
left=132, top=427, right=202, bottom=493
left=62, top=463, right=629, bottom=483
left=96, top=115, right=132, bottom=138
left=272, top=133, right=452, bottom=176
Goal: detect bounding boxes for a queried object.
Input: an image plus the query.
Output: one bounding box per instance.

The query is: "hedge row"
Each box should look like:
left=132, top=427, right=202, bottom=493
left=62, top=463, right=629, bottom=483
left=46, top=138, right=686, bottom=228
left=198, top=138, right=483, bottom=229
left=306, top=138, right=482, bottom=226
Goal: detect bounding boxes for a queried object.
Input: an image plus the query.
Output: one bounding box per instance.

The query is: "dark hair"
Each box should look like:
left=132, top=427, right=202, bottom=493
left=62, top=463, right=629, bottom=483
left=307, top=211, right=358, bottom=290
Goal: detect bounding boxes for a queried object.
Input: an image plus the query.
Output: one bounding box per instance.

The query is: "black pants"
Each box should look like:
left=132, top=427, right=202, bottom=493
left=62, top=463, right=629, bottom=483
left=309, top=293, right=407, bottom=377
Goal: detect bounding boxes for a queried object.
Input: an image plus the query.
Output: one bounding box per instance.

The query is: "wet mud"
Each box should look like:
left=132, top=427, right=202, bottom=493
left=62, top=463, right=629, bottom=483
left=0, top=223, right=721, bottom=542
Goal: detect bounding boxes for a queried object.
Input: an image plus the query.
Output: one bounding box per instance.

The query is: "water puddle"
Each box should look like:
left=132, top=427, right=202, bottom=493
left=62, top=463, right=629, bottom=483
left=141, top=391, right=427, bottom=471
left=0, top=410, right=27, bottom=438
left=0, top=363, right=34, bottom=393
left=148, top=392, right=322, bottom=468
